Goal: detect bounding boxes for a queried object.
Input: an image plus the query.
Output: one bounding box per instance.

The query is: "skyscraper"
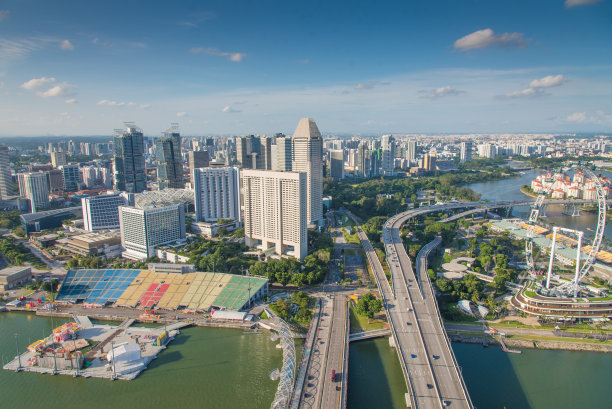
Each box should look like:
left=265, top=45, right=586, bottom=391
left=0, top=145, right=14, bottom=199
left=460, top=141, right=472, bottom=163
left=114, top=125, right=146, bottom=193
left=292, top=118, right=323, bottom=224
left=330, top=149, right=344, bottom=181
left=188, top=151, right=210, bottom=183
left=406, top=140, right=417, bottom=163
left=423, top=153, right=436, bottom=172
left=51, top=152, right=67, bottom=168
left=156, top=125, right=184, bottom=190
left=381, top=135, right=396, bottom=175
left=242, top=169, right=307, bottom=260
left=356, top=141, right=371, bottom=178
left=274, top=136, right=292, bottom=171
left=236, top=135, right=261, bottom=169
left=21, top=172, right=50, bottom=213
left=59, top=164, right=80, bottom=192
left=193, top=167, right=241, bottom=223
left=259, top=137, right=273, bottom=170
left=119, top=204, right=186, bottom=260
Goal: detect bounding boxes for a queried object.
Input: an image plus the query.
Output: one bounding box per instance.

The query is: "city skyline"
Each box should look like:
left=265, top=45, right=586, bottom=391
left=0, top=0, right=611, bottom=136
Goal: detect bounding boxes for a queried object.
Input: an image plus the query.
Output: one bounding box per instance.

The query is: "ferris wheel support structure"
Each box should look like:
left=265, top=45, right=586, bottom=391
left=524, top=166, right=607, bottom=297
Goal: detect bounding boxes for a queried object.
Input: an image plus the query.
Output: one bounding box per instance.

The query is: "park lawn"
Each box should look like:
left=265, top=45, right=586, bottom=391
left=349, top=304, right=386, bottom=331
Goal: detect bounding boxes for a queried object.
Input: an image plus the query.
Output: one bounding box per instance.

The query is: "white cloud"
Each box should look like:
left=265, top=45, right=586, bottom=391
left=204, top=48, right=246, bottom=62
left=179, top=11, right=216, bottom=28
left=20, top=77, right=56, bottom=90
left=566, top=112, right=586, bottom=122
left=37, top=82, right=75, bottom=98
left=529, top=74, right=566, bottom=88
left=0, top=10, right=9, bottom=20
left=65, top=98, right=77, bottom=104
left=222, top=105, right=241, bottom=113
left=502, top=74, right=567, bottom=99
left=97, top=99, right=125, bottom=107
left=60, top=40, right=74, bottom=51
left=419, top=85, right=465, bottom=99
left=176, top=112, right=187, bottom=117
left=565, top=0, right=602, bottom=7
left=454, top=28, right=527, bottom=51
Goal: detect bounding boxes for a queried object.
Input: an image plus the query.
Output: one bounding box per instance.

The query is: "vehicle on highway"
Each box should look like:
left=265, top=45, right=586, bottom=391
left=410, top=353, right=417, bottom=358
left=406, top=322, right=411, bottom=325
left=433, top=355, right=440, bottom=360
left=427, top=383, right=434, bottom=389
left=331, top=370, right=336, bottom=382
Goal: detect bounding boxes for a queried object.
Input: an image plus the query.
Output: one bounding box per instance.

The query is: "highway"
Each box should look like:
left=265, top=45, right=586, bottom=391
left=350, top=203, right=477, bottom=409
left=298, top=295, right=348, bottom=409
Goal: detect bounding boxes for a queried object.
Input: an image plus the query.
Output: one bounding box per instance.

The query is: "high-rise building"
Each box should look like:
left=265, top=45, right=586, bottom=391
left=21, top=172, right=50, bottom=213
left=406, top=140, right=417, bottom=163
left=477, top=143, right=496, bottom=159
left=82, top=193, right=128, bottom=231
left=59, top=165, right=80, bottom=192
left=356, top=141, right=371, bottom=178
left=292, top=118, right=323, bottom=224
left=51, top=152, right=67, bottom=168
left=156, top=125, right=184, bottom=190
left=423, top=153, right=436, bottom=172
left=193, top=167, right=241, bottom=223
left=188, top=151, right=210, bottom=183
left=381, top=135, right=396, bottom=175
left=119, top=204, right=186, bottom=260
left=460, top=141, right=472, bottom=163
left=0, top=145, right=14, bottom=199
left=330, top=149, right=344, bottom=181
left=259, top=137, right=273, bottom=170
left=236, top=135, right=261, bottom=169
left=47, top=169, right=64, bottom=193
left=114, top=125, right=146, bottom=193
left=274, top=136, right=292, bottom=171
left=242, top=169, right=307, bottom=260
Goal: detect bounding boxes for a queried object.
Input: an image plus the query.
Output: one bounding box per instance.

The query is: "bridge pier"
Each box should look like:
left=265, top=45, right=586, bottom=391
left=389, top=334, right=396, bottom=348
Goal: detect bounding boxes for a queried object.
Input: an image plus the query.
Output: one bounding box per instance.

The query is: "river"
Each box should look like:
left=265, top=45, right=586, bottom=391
left=0, top=311, right=282, bottom=409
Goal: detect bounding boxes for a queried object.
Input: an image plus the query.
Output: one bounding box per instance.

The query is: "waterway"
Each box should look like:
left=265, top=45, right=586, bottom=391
left=0, top=311, right=282, bottom=409
left=467, top=167, right=612, bottom=240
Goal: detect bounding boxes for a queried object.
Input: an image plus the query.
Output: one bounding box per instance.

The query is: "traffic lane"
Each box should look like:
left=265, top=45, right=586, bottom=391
left=321, top=298, right=346, bottom=409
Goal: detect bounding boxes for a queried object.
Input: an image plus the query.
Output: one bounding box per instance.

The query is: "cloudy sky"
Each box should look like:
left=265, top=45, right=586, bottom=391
left=0, top=0, right=611, bottom=136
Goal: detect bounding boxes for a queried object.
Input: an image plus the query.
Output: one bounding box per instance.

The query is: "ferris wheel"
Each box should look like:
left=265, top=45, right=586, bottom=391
left=524, top=164, right=607, bottom=297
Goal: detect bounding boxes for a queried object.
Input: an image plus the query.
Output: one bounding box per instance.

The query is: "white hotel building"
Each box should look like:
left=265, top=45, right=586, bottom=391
left=119, top=204, right=186, bottom=260
left=242, top=169, right=307, bottom=260
left=193, top=167, right=241, bottom=223
left=82, top=193, right=130, bottom=231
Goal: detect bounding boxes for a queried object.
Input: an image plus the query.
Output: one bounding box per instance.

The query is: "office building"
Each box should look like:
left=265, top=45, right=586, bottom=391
left=423, top=153, right=436, bottom=172
left=47, top=169, right=64, bottom=193
left=188, top=151, right=210, bottom=183
left=51, top=152, right=67, bottom=168
left=193, top=167, right=241, bottom=223
left=460, top=141, right=472, bottom=163
left=274, top=136, right=292, bottom=171
left=292, top=118, right=323, bottom=224
left=21, top=172, right=50, bottom=212
left=0, top=145, right=14, bottom=199
left=119, top=204, right=186, bottom=260
left=236, top=135, right=260, bottom=169
left=381, top=135, right=396, bottom=175
left=114, top=125, right=146, bottom=193
left=259, top=137, right=273, bottom=170
left=82, top=193, right=128, bottom=231
left=330, top=149, right=344, bottom=181
left=478, top=143, right=496, bottom=159
left=156, top=125, right=184, bottom=189
left=242, top=169, right=307, bottom=260
left=59, top=164, right=80, bottom=192
left=406, top=140, right=417, bottom=163
left=356, top=141, right=371, bottom=178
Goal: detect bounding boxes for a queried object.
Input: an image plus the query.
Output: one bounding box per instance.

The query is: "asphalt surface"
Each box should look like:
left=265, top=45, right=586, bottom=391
left=299, top=295, right=348, bottom=409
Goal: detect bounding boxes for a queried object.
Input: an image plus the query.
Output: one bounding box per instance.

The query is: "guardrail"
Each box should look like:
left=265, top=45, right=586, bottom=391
left=289, top=298, right=322, bottom=409
left=339, top=299, right=350, bottom=409
left=353, top=223, right=418, bottom=409
left=417, top=238, right=475, bottom=409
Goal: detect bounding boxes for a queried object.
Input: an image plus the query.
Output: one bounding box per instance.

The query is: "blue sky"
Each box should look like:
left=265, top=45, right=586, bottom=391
left=0, top=0, right=611, bottom=136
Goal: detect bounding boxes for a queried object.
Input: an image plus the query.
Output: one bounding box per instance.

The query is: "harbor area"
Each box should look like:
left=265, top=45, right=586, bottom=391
left=3, top=315, right=189, bottom=380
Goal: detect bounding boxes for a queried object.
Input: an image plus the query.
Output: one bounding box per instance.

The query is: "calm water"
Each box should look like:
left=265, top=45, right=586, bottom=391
left=348, top=339, right=612, bottom=409
left=0, top=312, right=281, bottom=409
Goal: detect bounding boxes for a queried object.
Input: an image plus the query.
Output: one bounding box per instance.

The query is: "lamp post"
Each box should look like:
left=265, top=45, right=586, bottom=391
left=14, top=334, right=21, bottom=371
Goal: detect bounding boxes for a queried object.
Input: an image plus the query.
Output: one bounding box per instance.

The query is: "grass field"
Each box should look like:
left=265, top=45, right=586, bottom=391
left=348, top=303, right=386, bottom=331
